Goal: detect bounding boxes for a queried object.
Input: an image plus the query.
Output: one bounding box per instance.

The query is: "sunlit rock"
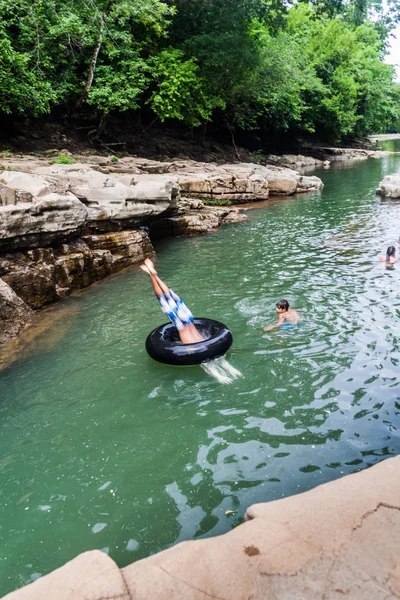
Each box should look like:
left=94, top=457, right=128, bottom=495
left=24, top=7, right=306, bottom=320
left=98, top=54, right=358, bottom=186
left=0, top=171, right=87, bottom=251
left=376, top=174, right=400, bottom=198
left=33, top=166, right=179, bottom=221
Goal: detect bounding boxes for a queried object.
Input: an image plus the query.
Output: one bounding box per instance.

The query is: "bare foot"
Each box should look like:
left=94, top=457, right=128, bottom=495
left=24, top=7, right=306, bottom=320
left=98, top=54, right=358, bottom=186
left=144, top=258, right=157, bottom=274
left=140, top=264, right=151, bottom=274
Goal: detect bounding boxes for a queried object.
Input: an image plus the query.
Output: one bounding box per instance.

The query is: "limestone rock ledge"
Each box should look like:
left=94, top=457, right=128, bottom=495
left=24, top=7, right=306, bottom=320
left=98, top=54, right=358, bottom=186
left=0, top=231, right=153, bottom=310
left=0, top=171, right=88, bottom=252
left=376, top=174, right=400, bottom=198
left=0, top=155, right=323, bottom=344
left=4, top=455, right=400, bottom=600
left=150, top=160, right=324, bottom=201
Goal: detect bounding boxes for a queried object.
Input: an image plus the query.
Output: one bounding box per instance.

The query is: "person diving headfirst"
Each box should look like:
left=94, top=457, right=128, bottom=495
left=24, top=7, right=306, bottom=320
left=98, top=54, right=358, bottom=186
left=140, top=258, right=204, bottom=345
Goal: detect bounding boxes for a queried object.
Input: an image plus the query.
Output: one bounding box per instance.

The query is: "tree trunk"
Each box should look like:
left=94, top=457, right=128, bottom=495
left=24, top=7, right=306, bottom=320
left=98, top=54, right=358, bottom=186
left=228, top=124, right=241, bottom=162
left=76, top=0, right=112, bottom=108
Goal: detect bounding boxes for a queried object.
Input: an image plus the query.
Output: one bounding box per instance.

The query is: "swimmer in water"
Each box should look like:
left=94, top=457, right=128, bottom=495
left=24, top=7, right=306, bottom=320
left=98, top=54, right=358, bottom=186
left=379, top=246, right=397, bottom=264
left=264, top=299, right=302, bottom=331
left=140, top=258, right=203, bottom=345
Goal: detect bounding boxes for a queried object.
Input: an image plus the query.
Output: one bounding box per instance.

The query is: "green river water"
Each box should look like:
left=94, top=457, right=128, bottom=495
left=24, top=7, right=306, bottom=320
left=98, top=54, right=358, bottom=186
left=1, top=145, right=400, bottom=595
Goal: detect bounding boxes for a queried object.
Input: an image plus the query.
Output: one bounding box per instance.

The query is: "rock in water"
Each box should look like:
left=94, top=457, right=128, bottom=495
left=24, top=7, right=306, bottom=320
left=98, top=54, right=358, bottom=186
left=376, top=174, right=400, bottom=198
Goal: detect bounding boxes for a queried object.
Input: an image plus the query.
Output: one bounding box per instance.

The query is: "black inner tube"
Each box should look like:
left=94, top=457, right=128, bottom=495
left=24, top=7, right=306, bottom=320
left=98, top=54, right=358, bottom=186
left=145, top=318, right=233, bottom=366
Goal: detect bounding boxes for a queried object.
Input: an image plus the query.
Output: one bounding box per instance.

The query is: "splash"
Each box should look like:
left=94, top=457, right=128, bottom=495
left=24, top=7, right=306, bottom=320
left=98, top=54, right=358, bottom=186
left=201, top=356, right=243, bottom=384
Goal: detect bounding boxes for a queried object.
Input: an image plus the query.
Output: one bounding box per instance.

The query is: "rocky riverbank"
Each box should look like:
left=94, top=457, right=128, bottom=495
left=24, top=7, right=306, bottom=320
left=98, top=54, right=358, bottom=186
left=263, top=147, right=392, bottom=170
left=0, top=152, right=323, bottom=345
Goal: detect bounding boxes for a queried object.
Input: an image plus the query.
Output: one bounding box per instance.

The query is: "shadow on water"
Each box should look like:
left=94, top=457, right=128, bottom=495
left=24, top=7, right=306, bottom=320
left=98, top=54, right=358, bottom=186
left=0, top=303, right=80, bottom=373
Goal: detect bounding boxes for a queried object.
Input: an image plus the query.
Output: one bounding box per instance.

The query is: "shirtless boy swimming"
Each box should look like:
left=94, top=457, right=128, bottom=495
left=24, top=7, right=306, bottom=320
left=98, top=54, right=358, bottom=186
left=264, top=299, right=302, bottom=332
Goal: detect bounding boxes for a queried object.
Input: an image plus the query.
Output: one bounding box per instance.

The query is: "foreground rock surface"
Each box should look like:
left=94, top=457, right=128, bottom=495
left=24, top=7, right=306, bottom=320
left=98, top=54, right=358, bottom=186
left=377, top=174, right=400, bottom=198
left=4, top=455, right=400, bottom=600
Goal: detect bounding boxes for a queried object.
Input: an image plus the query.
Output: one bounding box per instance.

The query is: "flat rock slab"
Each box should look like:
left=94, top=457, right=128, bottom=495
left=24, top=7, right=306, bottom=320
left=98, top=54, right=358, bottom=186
left=33, top=166, right=179, bottom=220
left=4, top=456, right=400, bottom=600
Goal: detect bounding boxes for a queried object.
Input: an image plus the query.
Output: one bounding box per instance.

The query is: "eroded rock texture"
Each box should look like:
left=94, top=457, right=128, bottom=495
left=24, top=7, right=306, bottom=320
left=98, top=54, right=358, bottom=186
left=0, top=231, right=152, bottom=309
left=133, top=160, right=324, bottom=202
left=0, top=171, right=87, bottom=251
left=0, top=279, right=34, bottom=343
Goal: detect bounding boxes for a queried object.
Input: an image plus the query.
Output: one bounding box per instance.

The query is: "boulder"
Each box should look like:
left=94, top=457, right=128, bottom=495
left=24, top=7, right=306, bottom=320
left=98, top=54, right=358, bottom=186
left=170, top=163, right=269, bottom=202
left=0, top=278, right=34, bottom=344
left=0, top=171, right=67, bottom=197
left=376, top=174, right=400, bottom=198
left=152, top=206, right=247, bottom=236
left=264, top=166, right=298, bottom=195
left=0, top=171, right=87, bottom=251
left=296, top=174, right=326, bottom=193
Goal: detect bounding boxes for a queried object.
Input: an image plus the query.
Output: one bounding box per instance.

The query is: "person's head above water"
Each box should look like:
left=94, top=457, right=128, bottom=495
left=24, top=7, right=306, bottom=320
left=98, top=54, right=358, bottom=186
left=386, top=246, right=396, bottom=260
left=276, top=299, right=289, bottom=313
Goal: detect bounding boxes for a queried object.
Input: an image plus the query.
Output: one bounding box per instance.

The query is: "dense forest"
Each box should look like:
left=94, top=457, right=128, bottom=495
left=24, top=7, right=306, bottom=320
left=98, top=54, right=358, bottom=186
left=0, top=0, right=399, bottom=142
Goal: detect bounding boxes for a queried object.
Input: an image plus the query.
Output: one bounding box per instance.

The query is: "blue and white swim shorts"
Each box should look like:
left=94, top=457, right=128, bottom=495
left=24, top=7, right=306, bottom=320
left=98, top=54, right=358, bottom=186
left=158, top=289, right=194, bottom=331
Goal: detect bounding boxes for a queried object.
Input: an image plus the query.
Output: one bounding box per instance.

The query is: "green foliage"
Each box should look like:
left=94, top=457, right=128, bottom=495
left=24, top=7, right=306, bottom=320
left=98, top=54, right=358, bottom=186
left=147, top=49, right=222, bottom=125
left=249, top=150, right=266, bottom=164
left=52, top=154, right=76, bottom=164
left=111, top=155, right=119, bottom=162
left=286, top=4, right=400, bottom=139
left=203, top=197, right=232, bottom=206
left=0, top=0, right=398, bottom=139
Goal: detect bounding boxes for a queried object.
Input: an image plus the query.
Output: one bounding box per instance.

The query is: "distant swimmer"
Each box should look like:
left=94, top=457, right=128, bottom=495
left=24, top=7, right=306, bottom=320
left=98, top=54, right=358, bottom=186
left=379, top=246, right=397, bottom=265
left=264, top=299, right=302, bottom=332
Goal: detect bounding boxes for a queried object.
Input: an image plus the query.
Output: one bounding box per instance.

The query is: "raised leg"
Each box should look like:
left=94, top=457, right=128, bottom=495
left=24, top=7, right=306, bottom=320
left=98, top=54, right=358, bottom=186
left=144, top=259, right=172, bottom=297
left=140, top=265, right=165, bottom=297
left=141, top=261, right=203, bottom=345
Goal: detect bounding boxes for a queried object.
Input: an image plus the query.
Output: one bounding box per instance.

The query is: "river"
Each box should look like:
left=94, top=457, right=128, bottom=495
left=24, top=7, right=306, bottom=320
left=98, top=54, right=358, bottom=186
left=1, top=144, right=400, bottom=595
